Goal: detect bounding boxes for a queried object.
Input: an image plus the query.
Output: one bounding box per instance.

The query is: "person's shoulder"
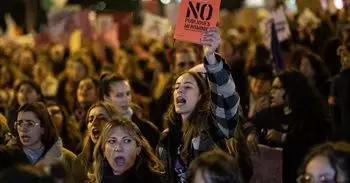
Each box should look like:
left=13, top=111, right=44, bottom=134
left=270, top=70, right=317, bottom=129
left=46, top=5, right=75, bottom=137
left=62, top=148, right=77, bottom=161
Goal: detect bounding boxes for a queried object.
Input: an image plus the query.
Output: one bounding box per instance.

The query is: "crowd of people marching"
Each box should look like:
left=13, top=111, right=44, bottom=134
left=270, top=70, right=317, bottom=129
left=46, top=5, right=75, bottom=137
left=1, top=3, right=350, bottom=183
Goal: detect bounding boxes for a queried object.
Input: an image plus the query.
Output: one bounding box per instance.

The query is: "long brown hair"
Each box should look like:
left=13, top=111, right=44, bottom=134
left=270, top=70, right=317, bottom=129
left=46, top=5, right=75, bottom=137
left=81, top=101, right=118, bottom=163
left=165, top=71, right=210, bottom=163
left=93, top=117, right=164, bottom=183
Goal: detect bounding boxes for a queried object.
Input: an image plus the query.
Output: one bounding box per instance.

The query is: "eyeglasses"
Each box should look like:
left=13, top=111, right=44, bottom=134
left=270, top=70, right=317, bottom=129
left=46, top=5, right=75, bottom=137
left=297, top=174, right=337, bottom=183
left=14, top=120, right=40, bottom=130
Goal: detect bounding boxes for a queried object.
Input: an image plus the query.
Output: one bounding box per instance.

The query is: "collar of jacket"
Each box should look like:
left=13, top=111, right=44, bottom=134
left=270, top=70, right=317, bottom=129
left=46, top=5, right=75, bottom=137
left=35, top=139, right=64, bottom=166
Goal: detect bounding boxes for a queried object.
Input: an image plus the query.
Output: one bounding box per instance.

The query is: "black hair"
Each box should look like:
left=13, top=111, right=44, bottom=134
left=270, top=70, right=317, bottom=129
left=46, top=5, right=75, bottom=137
left=187, top=150, right=244, bottom=183
left=248, top=64, right=274, bottom=80
left=278, top=70, right=326, bottom=113
left=0, top=162, right=65, bottom=183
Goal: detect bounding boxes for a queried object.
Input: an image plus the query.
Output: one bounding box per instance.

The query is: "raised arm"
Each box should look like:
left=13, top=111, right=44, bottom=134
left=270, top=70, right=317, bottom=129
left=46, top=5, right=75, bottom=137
left=201, top=27, right=240, bottom=138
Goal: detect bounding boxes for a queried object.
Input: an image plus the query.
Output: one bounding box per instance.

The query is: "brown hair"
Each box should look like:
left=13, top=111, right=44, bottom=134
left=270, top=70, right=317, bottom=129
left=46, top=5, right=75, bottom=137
left=93, top=117, right=164, bottom=183
left=187, top=150, right=244, bottom=183
left=165, top=71, right=210, bottom=163
left=14, top=102, right=59, bottom=153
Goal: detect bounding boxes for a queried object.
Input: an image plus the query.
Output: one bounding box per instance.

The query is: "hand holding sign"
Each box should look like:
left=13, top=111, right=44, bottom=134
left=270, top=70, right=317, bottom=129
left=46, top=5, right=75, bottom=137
left=174, top=0, right=221, bottom=44
left=201, top=27, right=220, bottom=62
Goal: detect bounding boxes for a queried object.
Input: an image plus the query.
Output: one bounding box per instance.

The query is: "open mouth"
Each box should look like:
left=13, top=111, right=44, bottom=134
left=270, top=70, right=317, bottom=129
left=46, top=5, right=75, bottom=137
left=176, top=96, right=186, bottom=105
left=92, top=128, right=100, bottom=139
left=114, top=156, right=126, bottom=167
left=21, top=135, right=30, bottom=142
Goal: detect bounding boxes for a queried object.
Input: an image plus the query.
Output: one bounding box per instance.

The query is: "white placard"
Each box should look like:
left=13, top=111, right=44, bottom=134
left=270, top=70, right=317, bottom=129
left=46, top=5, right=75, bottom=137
left=142, top=12, right=171, bottom=41
left=260, top=7, right=291, bottom=48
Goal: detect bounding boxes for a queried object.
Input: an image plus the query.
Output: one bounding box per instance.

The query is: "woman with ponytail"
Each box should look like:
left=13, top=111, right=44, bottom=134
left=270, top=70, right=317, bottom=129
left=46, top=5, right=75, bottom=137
left=99, top=73, right=159, bottom=150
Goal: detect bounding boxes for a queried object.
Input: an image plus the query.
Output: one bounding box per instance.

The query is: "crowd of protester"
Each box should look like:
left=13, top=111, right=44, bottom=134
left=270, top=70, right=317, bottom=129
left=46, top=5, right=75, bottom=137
left=1, top=2, right=350, bottom=183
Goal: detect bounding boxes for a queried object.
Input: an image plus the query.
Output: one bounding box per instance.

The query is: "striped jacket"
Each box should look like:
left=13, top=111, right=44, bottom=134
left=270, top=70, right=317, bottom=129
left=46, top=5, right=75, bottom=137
left=157, top=54, right=244, bottom=183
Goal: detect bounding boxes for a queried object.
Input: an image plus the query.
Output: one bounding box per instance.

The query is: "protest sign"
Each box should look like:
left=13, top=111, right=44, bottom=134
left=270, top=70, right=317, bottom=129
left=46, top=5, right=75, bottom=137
left=174, top=0, right=221, bottom=44
left=142, top=12, right=171, bottom=41
left=96, top=15, right=114, bottom=35
left=250, top=144, right=283, bottom=183
left=297, top=8, right=321, bottom=29
left=48, top=7, right=92, bottom=45
left=102, top=23, right=119, bottom=49
left=96, top=12, right=133, bottom=42
left=260, top=6, right=291, bottom=48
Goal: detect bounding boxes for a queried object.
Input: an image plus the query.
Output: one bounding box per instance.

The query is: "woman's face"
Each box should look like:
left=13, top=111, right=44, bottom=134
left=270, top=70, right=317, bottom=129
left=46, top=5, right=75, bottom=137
left=18, top=50, right=35, bottom=74
left=47, top=105, right=63, bottom=132
left=173, top=73, right=201, bottom=119
left=250, top=77, right=272, bottom=97
left=303, top=155, right=346, bottom=183
left=300, top=57, right=315, bottom=78
left=87, top=106, right=110, bottom=143
left=174, top=51, right=197, bottom=74
left=104, top=81, right=132, bottom=116
left=104, top=127, right=141, bottom=175
left=77, top=79, right=98, bottom=105
left=66, top=61, right=87, bottom=82
left=16, top=111, right=44, bottom=149
left=50, top=44, right=65, bottom=62
left=270, top=77, right=286, bottom=107
left=17, top=84, right=40, bottom=106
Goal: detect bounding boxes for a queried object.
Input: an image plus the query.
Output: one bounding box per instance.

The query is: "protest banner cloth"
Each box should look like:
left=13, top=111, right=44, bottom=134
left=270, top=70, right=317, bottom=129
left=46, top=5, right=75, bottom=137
left=96, top=15, right=114, bottom=35
left=95, top=12, right=133, bottom=42
left=250, top=144, right=283, bottom=183
left=102, top=23, right=119, bottom=49
left=174, top=0, right=221, bottom=44
left=47, top=7, right=92, bottom=45
left=142, top=12, right=171, bottom=41
left=260, top=6, right=291, bottom=48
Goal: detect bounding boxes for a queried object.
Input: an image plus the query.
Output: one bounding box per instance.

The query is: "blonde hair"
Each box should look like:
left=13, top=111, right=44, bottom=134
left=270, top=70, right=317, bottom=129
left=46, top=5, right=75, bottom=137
left=93, top=117, right=164, bottom=183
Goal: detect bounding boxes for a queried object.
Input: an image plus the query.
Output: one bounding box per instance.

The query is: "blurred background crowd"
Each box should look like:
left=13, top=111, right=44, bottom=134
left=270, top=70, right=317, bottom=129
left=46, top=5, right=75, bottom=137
left=0, top=0, right=350, bottom=183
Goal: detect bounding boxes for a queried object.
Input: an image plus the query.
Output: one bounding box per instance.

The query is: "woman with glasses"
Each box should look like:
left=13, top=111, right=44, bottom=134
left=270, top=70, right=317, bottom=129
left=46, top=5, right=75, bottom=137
left=297, top=142, right=350, bottom=183
left=0, top=102, right=76, bottom=182
left=92, top=117, right=164, bottom=183
left=72, top=101, right=118, bottom=183
left=245, top=70, right=332, bottom=183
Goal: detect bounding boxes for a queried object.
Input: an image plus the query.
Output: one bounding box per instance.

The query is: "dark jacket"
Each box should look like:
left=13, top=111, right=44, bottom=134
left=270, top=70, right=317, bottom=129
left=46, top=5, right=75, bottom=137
left=131, top=105, right=160, bottom=150
left=157, top=55, right=248, bottom=183
left=100, top=162, right=164, bottom=183
left=0, top=140, right=76, bottom=183
left=247, top=105, right=331, bottom=183
left=330, top=68, right=350, bottom=141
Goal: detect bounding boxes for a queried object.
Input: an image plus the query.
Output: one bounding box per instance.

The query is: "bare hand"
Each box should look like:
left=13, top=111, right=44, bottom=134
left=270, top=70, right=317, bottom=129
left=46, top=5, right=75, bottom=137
left=201, top=27, right=221, bottom=63
left=247, top=133, right=260, bottom=156
left=266, top=129, right=283, bottom=143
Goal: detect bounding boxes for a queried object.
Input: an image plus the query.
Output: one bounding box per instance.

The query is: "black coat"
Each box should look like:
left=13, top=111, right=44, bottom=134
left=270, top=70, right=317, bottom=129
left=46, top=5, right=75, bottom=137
left=131, top=106, right=160, bottom=150
left=250, top=105, right=331, bottom=183
left=100, top=163, right=164, bottom=183
left=330, top=68, right=350, bottom=141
